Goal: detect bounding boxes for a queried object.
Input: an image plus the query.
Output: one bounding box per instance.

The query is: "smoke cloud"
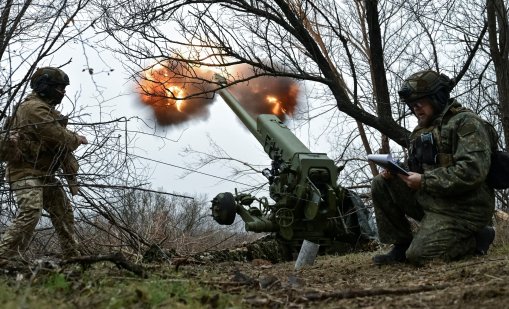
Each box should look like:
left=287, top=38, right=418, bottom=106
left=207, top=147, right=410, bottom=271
left=137, top=61, right=300, bottom=126
left=137, top=60, right=215, bottom=126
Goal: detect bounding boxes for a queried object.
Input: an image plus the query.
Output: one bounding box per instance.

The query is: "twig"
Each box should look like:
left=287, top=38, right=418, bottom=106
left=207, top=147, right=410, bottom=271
left=446, top=257, right=509, bottom=271
left=60, top=252, right=147, bottom=278
left=484, top=274, right=504, bottom=281
left=302, top=284, right=450, bottom=301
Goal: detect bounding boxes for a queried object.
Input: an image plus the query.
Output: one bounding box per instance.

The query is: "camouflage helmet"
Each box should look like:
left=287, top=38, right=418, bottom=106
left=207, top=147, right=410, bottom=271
left=30, top=67, right=70, bottom=104
left=398, top=70, right=454, bottom=112
left=30, top=67, right=70, bottom=93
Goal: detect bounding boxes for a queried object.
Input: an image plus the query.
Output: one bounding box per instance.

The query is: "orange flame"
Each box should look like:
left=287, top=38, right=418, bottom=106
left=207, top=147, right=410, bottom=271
left=229, top=71, right=300, bottom=122
left=137, top=61, right=300, bottom=126
left=266, top=95, right=288, bottom=115
left=137, top=60, right=215, bottom=126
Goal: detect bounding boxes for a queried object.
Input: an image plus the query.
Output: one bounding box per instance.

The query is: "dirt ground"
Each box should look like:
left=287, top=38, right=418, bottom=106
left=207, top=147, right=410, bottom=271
left=167, top=217, right=509, bottom=308
left=0, top=232, right=508, bottom=308
left=188, top=244, right=509, bottom=308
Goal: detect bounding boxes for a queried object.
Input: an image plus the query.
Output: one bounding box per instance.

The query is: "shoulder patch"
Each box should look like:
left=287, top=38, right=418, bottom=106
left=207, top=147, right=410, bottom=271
left=457, top=122, right=477, bottom=137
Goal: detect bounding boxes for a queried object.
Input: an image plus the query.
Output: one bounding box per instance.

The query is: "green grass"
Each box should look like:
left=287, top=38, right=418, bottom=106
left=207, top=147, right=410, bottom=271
left=0, top=265, right=242, bottom=309
left=45, top=273, right=70, bottom=294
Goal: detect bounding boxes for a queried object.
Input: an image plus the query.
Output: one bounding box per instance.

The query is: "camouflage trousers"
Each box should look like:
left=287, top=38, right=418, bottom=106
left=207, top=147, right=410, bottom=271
left=0, top=176, right=79, bottom=260
left=371, top=175, right=481, bottom=264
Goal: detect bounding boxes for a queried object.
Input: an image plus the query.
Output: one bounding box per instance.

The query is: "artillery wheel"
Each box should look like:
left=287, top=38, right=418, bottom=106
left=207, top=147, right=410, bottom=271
left=211, top=192, right=236, bottom=225
left=275, top=208, right=294, bottom=228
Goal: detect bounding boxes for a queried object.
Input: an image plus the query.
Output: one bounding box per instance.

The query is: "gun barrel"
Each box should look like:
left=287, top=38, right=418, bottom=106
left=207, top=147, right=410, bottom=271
left=218, top=87, right=311, bottom=162
left=218, top=89, right=260, bottom=140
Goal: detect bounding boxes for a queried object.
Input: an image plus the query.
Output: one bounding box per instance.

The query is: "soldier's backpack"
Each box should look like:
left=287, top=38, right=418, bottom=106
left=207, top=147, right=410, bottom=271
left=441, top=107, right=509, bottom=189
left=477, top=118, right=509, bottom=189
left=486, top=150, right=509, bottom=189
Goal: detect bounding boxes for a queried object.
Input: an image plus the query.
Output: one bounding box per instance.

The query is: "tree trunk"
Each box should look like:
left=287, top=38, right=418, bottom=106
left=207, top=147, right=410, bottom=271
left=274, top=0, right=410, bottom=148
left=487, top=0, right=509, bottom=149
left=365, top=0, right=398, bottom=153
left=365, top=0, right=392, bottom=121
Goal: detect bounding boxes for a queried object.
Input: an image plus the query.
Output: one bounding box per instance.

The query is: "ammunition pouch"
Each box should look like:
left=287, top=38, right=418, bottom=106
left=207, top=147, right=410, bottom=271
left=0, top=116, right=22, bottom=162
left=409, top=132, right=438, bottom=173
left=436, top=153, right=453, bottom=167
left=0, top=132, right=21, bottom=162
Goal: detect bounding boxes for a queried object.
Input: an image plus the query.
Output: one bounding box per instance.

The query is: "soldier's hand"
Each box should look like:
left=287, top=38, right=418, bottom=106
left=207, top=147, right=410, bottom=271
left=77, top=135, right=88, bottom=145
left=398, top=172, right=422, bottom=190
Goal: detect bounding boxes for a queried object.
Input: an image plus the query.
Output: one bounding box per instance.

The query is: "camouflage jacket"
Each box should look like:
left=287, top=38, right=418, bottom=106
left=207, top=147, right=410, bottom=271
left=409, top=99, right=495, bottom=224
left=7, top=92, right=81, bottom=182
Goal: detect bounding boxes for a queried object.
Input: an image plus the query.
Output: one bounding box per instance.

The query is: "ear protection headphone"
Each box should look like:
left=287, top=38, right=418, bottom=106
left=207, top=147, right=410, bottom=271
left=30, top=72, right=51, bottom=94
left=30, top=67, right=69, bottom=95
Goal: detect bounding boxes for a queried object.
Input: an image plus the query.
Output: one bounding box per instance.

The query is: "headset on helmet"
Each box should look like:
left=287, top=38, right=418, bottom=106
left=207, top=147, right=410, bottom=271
left=398, top=70, right=454, bottom=113
left=30, top=67, right=70, bottom=93
left=30, top=67, right=70, bottom=104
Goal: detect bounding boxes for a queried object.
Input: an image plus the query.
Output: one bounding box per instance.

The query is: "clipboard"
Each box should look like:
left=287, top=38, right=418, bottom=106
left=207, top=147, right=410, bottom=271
left=367, top=153, right=410, bottom=176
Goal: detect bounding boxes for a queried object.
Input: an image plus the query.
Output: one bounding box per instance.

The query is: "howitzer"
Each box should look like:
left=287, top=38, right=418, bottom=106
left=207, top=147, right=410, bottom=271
left=211, top=80, right=374, bottom=252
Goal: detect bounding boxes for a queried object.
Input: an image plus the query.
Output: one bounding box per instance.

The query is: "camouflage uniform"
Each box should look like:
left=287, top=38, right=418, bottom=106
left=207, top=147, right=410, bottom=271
left=0, top=91, right=82, bottom=260
left=372, top=100, right=495, bottom=264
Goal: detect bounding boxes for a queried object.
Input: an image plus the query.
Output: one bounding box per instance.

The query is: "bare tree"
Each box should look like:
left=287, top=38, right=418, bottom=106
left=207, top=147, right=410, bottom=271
left=99, top=1, right=412, bottom=145
left=99, top=1, right=495, bottom=150
left=95, top=1, right=496, bottom=205
left=0, top=0, right=97, bottom=117
left=487, top=0, right=509, bottom=148
left=0, top=0, right=207, bottom=259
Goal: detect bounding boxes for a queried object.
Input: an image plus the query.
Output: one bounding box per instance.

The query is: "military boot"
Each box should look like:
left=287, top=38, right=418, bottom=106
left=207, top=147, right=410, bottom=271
left=373, top=243, right=410, bottom=265
left=475, top=226, right=495, bottom=256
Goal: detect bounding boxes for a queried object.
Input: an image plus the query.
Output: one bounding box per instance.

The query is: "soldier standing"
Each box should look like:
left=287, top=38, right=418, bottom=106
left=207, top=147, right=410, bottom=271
left=0, top=67, right=88, bottom=265
left=372, top=70, right=496, bottom=265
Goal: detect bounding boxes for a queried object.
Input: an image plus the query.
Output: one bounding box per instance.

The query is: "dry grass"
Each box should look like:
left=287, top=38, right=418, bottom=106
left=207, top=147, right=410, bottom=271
left=494, top=209, right=509, bottom=247
left=0, top=212, right=507, bottom=308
